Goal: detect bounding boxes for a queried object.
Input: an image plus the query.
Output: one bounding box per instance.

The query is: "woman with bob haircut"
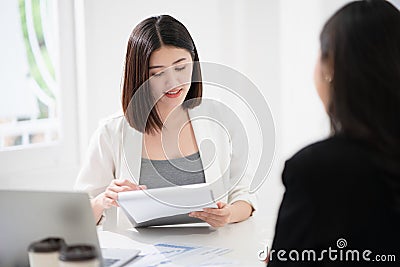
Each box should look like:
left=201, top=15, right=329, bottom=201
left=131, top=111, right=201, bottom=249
left=268, top=1, right=400, bottom=266
left=75, top=15, right=256, bottom=228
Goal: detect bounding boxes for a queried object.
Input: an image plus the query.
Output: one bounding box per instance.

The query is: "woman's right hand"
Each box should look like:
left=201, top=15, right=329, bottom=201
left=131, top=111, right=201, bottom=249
left=102, top=179, right=147, bottom=209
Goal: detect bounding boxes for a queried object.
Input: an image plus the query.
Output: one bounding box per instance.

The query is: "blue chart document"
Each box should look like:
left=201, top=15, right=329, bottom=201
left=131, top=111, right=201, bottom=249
left=98, top=231, right=237, bottom=266
left=129, top=242, right=236, bottom=266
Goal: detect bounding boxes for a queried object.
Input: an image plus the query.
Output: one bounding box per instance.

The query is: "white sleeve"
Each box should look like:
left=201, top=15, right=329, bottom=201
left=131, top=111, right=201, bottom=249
left=227, top=136, right=258, bottom=212
left=74, top=123, right=116, bottom=198
left=225, top=114, right=258, bottom=212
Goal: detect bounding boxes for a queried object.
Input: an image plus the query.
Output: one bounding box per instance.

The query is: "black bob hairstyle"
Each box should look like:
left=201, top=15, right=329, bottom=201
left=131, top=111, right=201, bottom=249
left=121, top=15, right=202, bottom=134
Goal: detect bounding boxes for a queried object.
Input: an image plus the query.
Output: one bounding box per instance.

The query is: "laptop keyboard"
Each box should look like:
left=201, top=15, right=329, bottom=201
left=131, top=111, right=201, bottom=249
left=103, top=258, right=119, bottom=267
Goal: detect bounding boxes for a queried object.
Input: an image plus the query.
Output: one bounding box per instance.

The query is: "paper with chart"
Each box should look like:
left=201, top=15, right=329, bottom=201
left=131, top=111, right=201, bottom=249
left=117, top=183, right=222, bottom=223
left=98, top=230, right=238, bottom=266
left=125, top=242, right=238, bottom=267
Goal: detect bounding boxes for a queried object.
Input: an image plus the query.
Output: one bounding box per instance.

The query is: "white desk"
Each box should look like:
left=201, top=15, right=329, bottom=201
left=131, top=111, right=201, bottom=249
left=99, top=213, right=276, bottom=266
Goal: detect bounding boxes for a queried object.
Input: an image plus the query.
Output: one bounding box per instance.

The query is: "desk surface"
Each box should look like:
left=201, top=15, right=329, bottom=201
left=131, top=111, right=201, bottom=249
left=101, top=213, right=276, bottom=266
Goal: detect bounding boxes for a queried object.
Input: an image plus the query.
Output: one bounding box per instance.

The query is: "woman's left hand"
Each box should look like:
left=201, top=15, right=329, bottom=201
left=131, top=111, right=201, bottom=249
left=189, top=202, right=232, bottom=228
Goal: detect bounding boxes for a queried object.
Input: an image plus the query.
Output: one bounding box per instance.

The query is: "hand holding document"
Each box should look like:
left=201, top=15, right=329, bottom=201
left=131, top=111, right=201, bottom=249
left=117, top=183, right=221, bottom=227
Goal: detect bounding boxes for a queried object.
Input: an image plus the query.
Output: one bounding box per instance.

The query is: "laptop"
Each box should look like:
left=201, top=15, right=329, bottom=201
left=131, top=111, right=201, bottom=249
left=0, top=190, right=140, bottom=267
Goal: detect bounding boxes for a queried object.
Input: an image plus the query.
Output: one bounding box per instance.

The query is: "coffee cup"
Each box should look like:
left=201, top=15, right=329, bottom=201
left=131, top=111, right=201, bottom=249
left=28, top=237, right=65, bottom=267
left=58, top=245, right=100, bottom=267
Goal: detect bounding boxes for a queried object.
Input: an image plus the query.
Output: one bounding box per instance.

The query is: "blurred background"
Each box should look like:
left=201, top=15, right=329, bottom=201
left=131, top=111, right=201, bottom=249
left=1, top=0, right=399, bottom=221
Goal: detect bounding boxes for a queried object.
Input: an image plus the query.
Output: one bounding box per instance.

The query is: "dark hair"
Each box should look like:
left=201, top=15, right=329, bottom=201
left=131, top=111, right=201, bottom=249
left=121, top=15, right=202, bottom=134
left=320, top=0, right=400, bottom=157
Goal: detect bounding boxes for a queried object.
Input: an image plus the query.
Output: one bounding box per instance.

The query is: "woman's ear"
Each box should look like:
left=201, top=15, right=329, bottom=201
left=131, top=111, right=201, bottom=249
left=322, top=58, right=334, bottom=84
left=324, top=74, right=333, bottom=83
left=314, top=53, right=334, bottom=111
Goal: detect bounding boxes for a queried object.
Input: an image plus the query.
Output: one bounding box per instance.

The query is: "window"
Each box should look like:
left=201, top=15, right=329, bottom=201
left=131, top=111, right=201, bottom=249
left=0, top=0, right=59, bottom=150
left=0, top=0, right=79, bottom=188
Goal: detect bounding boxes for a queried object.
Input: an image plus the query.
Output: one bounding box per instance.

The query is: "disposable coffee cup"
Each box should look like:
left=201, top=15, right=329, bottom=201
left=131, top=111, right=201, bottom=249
left=28, top=237, right=66, bottom=267
left=59, top=245, right=100, bottom=267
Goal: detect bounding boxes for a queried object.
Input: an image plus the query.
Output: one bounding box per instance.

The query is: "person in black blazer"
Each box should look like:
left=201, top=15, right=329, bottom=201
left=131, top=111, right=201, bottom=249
left=268, top=1, right=400, bottom=266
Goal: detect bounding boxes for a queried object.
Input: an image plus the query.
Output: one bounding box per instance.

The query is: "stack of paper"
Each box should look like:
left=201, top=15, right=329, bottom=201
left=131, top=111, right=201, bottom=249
left=117, top=183, right=222, bottom=227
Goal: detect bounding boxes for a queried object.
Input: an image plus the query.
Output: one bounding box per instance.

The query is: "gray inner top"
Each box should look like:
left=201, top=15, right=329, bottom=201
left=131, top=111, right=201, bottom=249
left=139, top=152, right=206, bottom=189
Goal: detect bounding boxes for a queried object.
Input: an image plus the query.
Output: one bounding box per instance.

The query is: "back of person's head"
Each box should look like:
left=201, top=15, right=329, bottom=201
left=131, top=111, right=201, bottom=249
left=320, top=0, right=400, bottom=158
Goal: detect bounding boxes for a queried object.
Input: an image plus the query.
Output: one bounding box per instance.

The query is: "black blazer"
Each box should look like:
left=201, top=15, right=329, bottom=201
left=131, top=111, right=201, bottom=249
left=268, top=135, right=400, bottom=267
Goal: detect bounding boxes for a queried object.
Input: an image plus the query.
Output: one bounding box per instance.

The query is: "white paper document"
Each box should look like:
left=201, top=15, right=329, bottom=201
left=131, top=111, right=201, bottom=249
left=117, top=183, right=220, bottom=225
left=98, top=231, right=158, bottom=255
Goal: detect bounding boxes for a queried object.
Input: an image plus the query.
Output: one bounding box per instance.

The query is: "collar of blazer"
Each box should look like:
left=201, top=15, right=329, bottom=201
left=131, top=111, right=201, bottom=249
left=120, top=106, right=231, bottom=186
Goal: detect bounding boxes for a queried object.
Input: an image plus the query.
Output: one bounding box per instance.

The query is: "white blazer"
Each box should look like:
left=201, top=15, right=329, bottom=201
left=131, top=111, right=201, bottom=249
left=75, top=102, right=257, bottom=229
